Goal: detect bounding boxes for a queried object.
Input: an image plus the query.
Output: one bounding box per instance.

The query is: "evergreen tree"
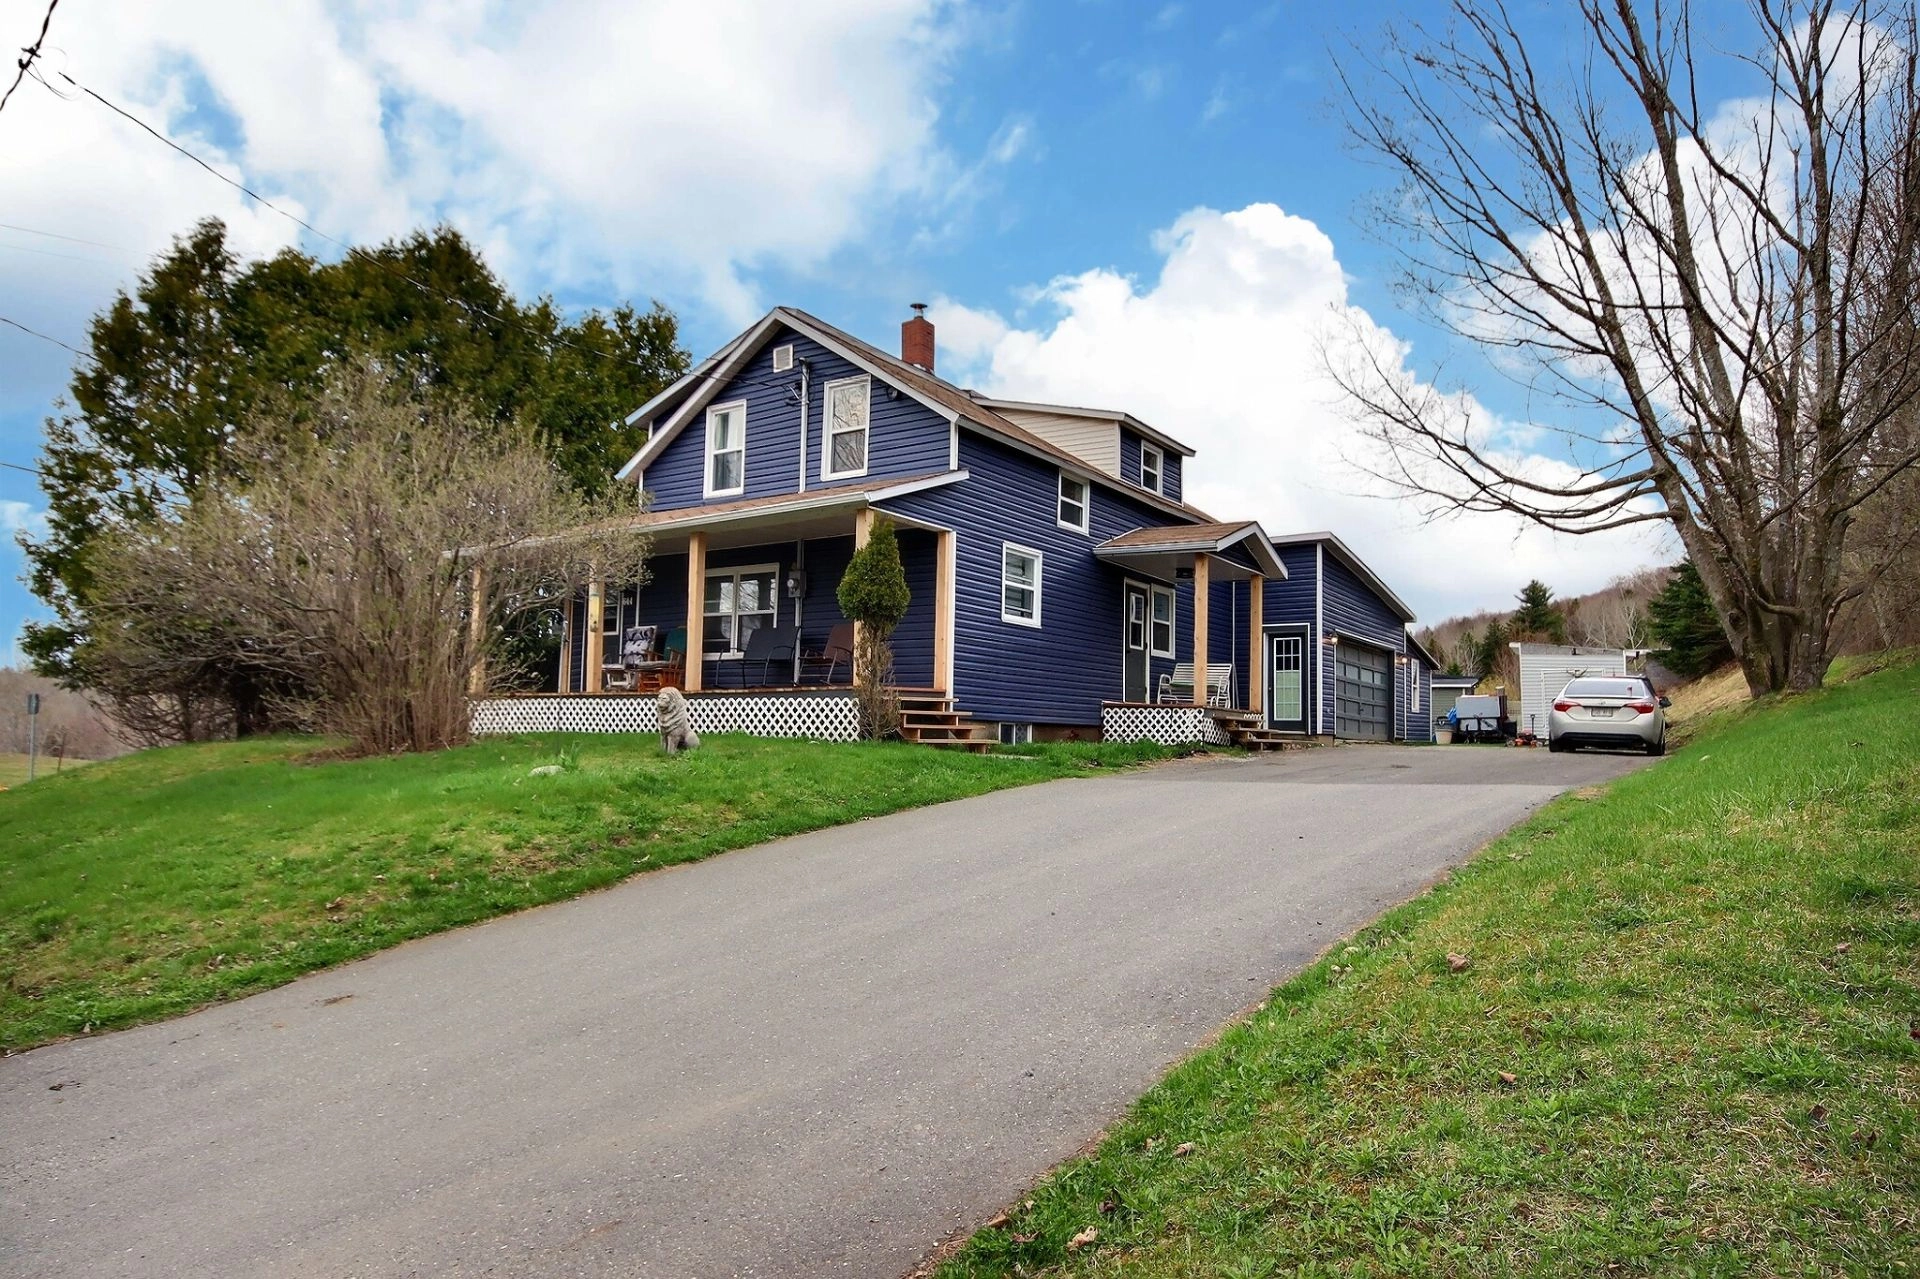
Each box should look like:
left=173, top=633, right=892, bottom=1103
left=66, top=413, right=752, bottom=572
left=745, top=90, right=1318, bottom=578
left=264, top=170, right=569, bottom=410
left=1511, top=579, right=1567, bottom=643
left=1648, top=560, right=1734, bottom=677
left=23, top=218, right=688, bottom=707
left=837, top=517, right=912, bottom=739
left=1476, top=617, right=1510, bottom=677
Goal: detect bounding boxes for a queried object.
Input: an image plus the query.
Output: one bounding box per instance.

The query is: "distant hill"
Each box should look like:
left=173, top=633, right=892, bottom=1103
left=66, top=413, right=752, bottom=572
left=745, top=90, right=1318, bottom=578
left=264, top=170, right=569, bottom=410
left=1416, top=567, right=1673, bottom=679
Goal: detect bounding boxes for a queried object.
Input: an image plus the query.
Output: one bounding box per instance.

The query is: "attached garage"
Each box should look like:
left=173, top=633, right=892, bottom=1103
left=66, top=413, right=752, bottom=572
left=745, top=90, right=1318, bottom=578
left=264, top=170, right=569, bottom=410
left=1334, top=642, right=1393, bottom=740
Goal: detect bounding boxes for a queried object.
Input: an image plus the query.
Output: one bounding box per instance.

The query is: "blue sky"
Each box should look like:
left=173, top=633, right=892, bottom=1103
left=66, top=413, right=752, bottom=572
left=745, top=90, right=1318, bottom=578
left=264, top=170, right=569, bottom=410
left=0, top=0, right=1726, bottom=661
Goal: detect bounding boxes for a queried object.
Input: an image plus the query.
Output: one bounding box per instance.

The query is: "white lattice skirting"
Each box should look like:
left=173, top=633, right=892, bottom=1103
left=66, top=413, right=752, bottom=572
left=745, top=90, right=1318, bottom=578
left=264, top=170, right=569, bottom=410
left=1100, top=704, right=1233, bottom=747
left=470, top=695, right=860, bottom=743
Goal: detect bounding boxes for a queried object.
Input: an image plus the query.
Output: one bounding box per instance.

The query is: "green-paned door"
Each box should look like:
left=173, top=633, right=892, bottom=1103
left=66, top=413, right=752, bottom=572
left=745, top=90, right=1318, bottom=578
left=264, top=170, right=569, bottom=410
left=1122, top=583, right=1149, bottom=702
left=1335, top=642, right=1393, bottom=740
left=1266, top=629, right=1308, bottom=733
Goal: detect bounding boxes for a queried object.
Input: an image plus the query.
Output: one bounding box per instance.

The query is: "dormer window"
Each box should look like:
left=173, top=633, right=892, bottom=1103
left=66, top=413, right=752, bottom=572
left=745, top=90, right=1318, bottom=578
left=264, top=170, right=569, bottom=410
left=1140, top=443, right=1164, bottom=495
left=822, top=376, right=871, bottom=480
left=1057, top=472, right=1090, bottom=533
left=706, top=400, right=746, bottom=497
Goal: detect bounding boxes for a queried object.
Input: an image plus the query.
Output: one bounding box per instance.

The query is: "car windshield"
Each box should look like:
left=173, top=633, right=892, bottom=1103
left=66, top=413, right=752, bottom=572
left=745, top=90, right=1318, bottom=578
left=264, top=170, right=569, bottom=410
left=1563, top=678, right=1645, bottom=698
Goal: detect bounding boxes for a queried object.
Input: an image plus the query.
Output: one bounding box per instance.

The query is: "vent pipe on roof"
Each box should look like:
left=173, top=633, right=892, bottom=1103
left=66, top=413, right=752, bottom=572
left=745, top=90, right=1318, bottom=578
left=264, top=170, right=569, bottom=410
left=901, top=302, right=935, bottom=373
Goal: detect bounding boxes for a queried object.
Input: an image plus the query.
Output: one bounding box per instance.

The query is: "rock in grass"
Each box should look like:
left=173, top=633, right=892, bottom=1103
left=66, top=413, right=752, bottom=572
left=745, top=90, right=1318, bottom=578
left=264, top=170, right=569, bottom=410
left=529, top=764, right=563, bottom=777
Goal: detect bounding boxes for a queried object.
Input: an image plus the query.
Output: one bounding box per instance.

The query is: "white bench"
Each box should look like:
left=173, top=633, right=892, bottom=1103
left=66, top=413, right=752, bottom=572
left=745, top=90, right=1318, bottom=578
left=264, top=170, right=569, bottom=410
left=1157, top=661, right=1234, bottom=707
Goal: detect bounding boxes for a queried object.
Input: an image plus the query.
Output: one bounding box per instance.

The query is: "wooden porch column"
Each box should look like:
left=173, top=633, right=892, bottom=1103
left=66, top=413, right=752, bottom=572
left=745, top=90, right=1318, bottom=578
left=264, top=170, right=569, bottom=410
left=684, top=532, right=707, bottom=693
left=1247, top=573, right=1264, bottom=716
left=557, top=597, right=572, bottom=694
left=1191, top=553, right=1210, bottom=707
left=466, top=563, right=490, bottom=695
left=584, top=577, right=605, bottom=693
left=934, top=528, right=955, bottom=695
left=851, top=510, right=874, bottom=684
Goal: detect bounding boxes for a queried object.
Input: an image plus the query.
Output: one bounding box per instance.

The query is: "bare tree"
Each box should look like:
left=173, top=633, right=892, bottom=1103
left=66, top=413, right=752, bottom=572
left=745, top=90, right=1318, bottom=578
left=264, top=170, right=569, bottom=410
left=1334, top=0, right=1920, bottom=693
left=85, top=364, right=646, bottom=755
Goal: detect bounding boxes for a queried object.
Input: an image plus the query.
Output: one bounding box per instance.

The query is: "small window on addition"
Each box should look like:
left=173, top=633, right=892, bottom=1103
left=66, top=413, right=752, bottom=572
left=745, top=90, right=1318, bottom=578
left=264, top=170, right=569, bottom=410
left=1057, top=472, right=1089, bottom=533
left=997, top=722, right=1034, bottom=746
left=1140, top=444, right=1164, bottom=495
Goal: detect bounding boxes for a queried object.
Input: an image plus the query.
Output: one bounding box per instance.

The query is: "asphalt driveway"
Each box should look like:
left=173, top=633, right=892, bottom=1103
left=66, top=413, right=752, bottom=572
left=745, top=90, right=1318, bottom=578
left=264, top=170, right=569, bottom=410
left=1, top=744, right=1650, bottom=1278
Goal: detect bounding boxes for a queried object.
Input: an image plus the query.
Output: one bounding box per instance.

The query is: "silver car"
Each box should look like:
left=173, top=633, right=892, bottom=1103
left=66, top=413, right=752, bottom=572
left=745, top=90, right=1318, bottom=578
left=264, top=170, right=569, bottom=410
left=1546, top=675, right=1671, bottom=755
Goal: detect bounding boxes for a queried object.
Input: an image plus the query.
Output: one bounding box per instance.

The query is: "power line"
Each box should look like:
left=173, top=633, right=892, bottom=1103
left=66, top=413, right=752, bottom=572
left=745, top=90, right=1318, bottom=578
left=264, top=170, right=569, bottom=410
left=0, top=221, right=129, bottom=252
left=1, top=458, right=50, bottom=479
left=0, top=312, right=92, bottom=362
left=0, top=0, right=59, bottom=117
left=46, top=68, right=659, bottom=373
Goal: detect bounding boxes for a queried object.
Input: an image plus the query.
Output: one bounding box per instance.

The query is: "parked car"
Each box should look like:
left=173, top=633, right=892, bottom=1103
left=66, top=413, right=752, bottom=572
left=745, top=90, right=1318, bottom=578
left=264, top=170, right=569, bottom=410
left=1546, top=675, right=1671, bottom=755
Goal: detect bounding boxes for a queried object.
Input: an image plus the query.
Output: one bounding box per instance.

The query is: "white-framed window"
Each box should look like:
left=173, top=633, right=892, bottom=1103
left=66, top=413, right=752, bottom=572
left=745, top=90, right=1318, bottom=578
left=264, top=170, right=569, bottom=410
left=1057, top=472, right=1090, bottom=533
left=822, top=375, right=871, bottom=480
left=1139, top=443, right=1164, bottom=494
left=705, top=400, right=746, bottom=497
left=1001, top=543, right=1042, bottom=627
left=997, top=722, right=1034, bottom=745
left=1149, top=586, right=1175, bottom=657
left=772, top=343, right=794, bottom=372
left=703, top=563, right=778, bottom=655
left=1126, top=590, right=1146, bottom=652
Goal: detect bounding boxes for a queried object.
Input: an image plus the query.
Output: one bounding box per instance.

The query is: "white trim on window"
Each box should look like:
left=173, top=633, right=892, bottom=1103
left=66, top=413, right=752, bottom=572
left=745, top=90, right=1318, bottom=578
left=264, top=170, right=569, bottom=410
left=1056, top=471, right=1090, bottom=533
left=705, top=399, right=747, bottom=498
left=1139, top=443, right=1164, bottom=495
left=820, top=375, right=871, bottom=481
left=1148, top=585, right=1176, bottom=657
left=1001, top=542, right=1043, bottom=628
left=772, top=343, right=794, bottom=372
left=701, top=561, right=780, bottom=656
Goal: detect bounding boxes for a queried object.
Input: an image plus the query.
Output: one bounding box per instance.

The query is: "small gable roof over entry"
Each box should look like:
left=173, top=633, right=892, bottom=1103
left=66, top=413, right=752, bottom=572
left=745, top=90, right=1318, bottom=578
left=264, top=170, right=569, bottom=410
left=1093, top=521, right=1286, bottom=581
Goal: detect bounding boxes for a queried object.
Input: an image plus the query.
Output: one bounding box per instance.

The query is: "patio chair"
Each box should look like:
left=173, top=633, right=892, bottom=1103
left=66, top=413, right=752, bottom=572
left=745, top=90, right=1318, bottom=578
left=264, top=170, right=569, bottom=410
left=738, top=622, right=799, bottom=687
left=1157, top=661, right=1234, bottom=707
left=801, top=621, right=855, bottom=685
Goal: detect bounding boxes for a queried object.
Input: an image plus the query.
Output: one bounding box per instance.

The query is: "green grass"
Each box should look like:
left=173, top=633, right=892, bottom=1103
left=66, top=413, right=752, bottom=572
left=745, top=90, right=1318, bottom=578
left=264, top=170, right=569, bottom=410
left=0, top=732, right=1173, bottom=1051
left=0, top=752, right=94, bottom=789
left=935, top=660, right=1920, bottom=1278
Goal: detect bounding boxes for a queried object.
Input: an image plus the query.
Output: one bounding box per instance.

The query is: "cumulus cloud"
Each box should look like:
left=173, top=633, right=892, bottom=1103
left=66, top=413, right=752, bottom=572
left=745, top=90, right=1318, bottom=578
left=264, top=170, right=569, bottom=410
left=0, top=0, right=969, bottom=398
left=933, top=204, right=1673, bottom=624
left=1, top=500, right=49, bottom=538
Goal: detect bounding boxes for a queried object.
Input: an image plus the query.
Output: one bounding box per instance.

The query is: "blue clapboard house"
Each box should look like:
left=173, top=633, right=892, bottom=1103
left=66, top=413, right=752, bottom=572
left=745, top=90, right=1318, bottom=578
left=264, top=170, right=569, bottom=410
left=471, top=306, right=1436, bottom=748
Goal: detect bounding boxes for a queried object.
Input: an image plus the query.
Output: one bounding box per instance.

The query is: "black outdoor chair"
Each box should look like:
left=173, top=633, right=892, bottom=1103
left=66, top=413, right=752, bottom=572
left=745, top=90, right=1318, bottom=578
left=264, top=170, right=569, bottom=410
left=735, top=623, right=799, bottom=687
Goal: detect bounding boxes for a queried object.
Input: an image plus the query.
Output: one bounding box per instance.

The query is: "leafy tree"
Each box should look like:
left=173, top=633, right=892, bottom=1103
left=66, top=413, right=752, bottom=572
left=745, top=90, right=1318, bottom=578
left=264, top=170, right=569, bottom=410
left=1511, top=580, right=1567, bottom=644
left=1648, top=560, right=1735, bottom=678
left=23, top=217, right=688, bottom=725
left=837, top=517, right=912, bottom=739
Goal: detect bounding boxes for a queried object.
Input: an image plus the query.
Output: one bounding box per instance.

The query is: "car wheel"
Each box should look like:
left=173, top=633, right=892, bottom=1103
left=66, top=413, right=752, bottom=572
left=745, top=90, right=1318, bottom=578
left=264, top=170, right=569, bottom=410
left=1548, top=737, right=1566, bottom=754
left=1646, top=731, right=1666, bottom=757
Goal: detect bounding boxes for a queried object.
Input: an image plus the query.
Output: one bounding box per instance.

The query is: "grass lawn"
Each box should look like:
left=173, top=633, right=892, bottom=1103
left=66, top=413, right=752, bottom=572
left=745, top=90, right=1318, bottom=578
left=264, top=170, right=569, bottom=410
left=0, top=732, right=1171, bottom=1052
left=933, top=660, right=1920, bottom=1277
left=0, top=752, right=94, bottom=789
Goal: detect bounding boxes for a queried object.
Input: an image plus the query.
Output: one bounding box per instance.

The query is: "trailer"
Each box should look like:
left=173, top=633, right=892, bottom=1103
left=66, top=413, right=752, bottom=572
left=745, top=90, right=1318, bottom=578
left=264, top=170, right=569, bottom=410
left=1508, top=643, right=1629, bottom=738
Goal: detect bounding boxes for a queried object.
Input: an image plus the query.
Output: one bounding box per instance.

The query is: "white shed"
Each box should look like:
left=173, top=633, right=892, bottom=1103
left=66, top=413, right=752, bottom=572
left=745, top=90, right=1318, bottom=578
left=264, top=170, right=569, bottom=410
left=1509, top=643, right=1629, bottom=736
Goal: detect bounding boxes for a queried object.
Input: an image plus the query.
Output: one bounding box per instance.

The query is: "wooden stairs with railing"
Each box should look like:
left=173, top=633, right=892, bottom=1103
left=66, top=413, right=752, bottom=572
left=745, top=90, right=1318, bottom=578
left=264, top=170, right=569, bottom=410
left=1208, top=708, right=1301, bottom=752
left=896, top=690, right=994, bottom=753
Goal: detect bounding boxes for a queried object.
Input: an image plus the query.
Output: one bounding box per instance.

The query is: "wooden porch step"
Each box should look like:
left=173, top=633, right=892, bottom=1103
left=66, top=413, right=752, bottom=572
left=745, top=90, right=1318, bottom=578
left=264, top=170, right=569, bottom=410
left=1208, top=707, right=1260, bottom=723
left=1226, top=725, right=1298, bottom=752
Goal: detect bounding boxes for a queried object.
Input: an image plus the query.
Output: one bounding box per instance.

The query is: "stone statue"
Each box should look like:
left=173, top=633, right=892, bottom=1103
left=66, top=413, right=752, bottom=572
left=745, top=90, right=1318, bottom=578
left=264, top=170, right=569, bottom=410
left=657, top=686, right=700, bottom=755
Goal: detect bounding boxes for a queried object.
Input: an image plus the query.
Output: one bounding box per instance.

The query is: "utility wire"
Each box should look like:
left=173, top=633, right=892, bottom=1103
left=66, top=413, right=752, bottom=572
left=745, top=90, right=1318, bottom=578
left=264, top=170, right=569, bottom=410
left=0, top=312, right=92, bottom=361
left=46, top=68, right=659, bottom=372
left=1, top=458, right=50, bottom=479
left=0, top=220, right=129, bottom=252
left=0, top=0, right=59, bottom=117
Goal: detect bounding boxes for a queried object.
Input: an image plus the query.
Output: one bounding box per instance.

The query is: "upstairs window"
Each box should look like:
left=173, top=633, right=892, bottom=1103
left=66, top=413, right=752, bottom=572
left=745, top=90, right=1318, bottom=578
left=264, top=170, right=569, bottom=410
left=1001, top=543, right=1042, bottom=627
left=1140, top=443, right=1164, bottom=495
left=1057, top=472, right=1090, bottom=533
left=822, top=376, right=871, bottom=480
left=706, top=401, right=746, bottom=497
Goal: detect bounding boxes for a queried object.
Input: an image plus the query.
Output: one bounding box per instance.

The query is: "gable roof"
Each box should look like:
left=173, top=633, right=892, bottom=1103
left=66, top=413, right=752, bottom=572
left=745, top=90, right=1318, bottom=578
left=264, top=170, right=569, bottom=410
left=1094, top=520, right=1287, bottom=579
left=1405, top=630, right=1444, bottom=670
left=969, top=396, right=1197, bottom=458
left=612, top=306, right=1218, bottom=525
left=1266, top=530, right=1417, bottom=623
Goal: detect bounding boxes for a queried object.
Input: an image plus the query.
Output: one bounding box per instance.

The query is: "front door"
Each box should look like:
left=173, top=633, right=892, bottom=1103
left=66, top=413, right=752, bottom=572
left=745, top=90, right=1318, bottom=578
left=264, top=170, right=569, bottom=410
left=1266, top=627, right=1309, bottom=733
left=1122, top=582, right=1149, bottom=702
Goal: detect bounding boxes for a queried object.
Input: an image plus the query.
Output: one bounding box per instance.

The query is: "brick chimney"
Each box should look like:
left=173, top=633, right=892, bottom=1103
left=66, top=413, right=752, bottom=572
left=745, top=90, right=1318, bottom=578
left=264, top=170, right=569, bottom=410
left=901, top=302, right=935, bottom=373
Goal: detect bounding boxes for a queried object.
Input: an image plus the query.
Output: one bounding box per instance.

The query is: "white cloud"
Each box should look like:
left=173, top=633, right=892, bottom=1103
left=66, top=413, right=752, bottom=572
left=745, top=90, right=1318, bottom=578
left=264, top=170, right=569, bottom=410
left=933, top=204, right=1673, bottom=624
left=0, top=0, right=968, bottom=384
left=1, top=501, right=49, bottom=538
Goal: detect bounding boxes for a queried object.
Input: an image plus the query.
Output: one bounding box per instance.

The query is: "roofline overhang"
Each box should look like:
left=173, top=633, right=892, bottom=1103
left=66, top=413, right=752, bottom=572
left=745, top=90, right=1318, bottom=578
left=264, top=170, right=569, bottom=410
left=1093, top=524, right=1287, bottom=579
left=1266, top=529, right=1416, bottom=623
left=970, top=396, right=1198, bottom=458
